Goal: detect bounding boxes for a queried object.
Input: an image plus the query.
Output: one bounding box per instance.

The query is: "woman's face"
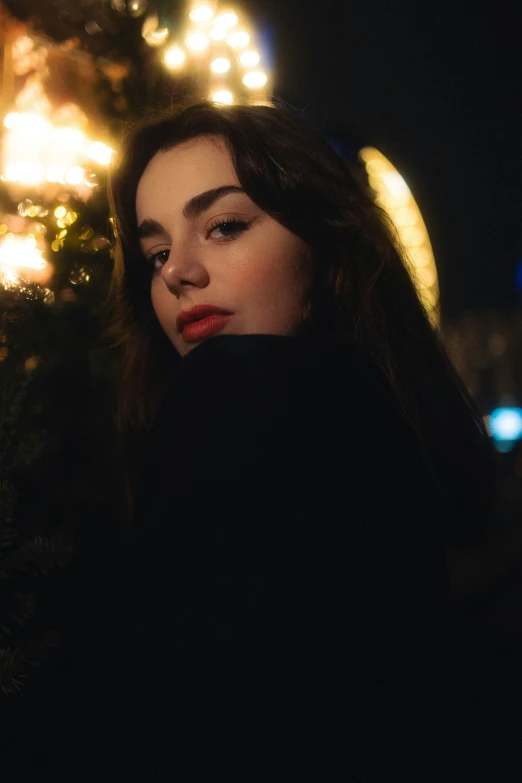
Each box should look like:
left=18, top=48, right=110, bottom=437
left=135, top=135, right=311, bottom=358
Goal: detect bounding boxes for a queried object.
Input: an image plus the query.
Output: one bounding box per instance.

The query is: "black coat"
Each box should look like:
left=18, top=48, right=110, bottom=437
left=4, top=333, right=473, bottom=781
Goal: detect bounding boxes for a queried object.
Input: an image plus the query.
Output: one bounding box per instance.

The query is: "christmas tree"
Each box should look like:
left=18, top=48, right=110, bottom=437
left=0, top=0, right=273, bottom=697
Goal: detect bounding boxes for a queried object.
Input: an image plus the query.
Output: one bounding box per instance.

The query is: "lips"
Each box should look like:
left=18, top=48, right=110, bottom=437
left=176, top=304, right=233, bottom=333
left=181, top=314, right=232, bottom=342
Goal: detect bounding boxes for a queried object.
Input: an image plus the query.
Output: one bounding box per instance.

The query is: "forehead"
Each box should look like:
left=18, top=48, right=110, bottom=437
left=136, top=135, right=239, bottom=218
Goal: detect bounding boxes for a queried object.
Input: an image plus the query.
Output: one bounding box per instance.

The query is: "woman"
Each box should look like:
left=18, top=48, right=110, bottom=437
left=24, top=99, right=497, bottom=780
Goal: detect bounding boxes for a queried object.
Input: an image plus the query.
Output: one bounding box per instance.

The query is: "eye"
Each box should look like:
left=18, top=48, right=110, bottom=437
left=146, top=248, right=170, bottom=271
left=206, top=218, right=250, bottom=241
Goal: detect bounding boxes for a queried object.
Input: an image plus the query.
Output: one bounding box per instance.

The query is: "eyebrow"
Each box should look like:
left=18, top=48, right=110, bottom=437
left=137, top=185, right=245, bottom=239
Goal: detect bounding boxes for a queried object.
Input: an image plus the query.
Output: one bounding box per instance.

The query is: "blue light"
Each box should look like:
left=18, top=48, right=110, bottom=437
left=489, top=407, right=522, bottom=441
left=516, top=258, right=522, bottom=292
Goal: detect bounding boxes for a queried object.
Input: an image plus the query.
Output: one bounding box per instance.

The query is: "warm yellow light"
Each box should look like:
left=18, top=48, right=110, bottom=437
left=0, top=234, right=49, bottom=289
left=211, top=57, right=231, bottom=73
left=410, top=247, right=431, bottom=267
left=189, top=5, right=214, bottom=22
left=186, top=31, right=209, bottom=51
left=215, top=12, right=238, bottom=28
left=400, top=226, right=424, bottom=247
left=210, top=27, right=228, bottom=40
left=54, top=206, right=67, bottom=219
left=359, top=145, right=439, bottom=326
left=46, top=165, right=66, bottom=183
left=164, top=45, right=186, bottom=67
left=211, top=89, right=234, bottom=104
left=3, top=112, right=51, bottom=136
left=65, top=167, right=85, bottom=185
left=394, top=206, right=417, bottom=227
left=87, top=141, right=113, bottom=165
left=54, top=127, right=84, bottom=150
left=383, top=172, right=410, bottom=201
left=4, top=113, right=17, bottom=129
left=243, top=71, right=267, bottom=88
left=144, top=28, right=169, bottom=46
left=227, top=31, right=249, bottom=47
left=239, top=51, right=260, bottom=67
left=4, top=163, right=45, bottom=184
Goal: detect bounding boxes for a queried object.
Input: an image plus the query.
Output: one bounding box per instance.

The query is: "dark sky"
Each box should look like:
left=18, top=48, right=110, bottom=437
left=252, top=0, right=522, bottom=319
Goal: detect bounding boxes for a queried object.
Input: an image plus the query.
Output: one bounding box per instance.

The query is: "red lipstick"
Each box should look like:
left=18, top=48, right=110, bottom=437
left=176, top=304, right=233, bottom=342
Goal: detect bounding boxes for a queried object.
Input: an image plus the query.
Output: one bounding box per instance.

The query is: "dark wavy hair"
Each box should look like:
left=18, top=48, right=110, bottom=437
left=102, top=97, right=496, bottom=548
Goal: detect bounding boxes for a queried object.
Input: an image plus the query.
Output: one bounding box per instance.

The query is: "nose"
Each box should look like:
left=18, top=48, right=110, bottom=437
left=160, top=247, right=210, bottom=296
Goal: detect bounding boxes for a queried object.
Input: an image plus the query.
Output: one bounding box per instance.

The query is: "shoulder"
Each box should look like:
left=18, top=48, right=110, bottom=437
left=145, top=333, right=416, bottom=490
left=159, top=332, right=391, bottom=421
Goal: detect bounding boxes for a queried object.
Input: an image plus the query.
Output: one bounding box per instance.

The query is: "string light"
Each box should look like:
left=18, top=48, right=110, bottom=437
left=211, top=89, right=234, bottom=104
left=210, top=27, right=228, bottom=40
left=189, top=5, right=214, bottom=22
left=211, top=58, right=231, bottom=73
left=165, top=46, right=186, bottom=68
left=243, top=71, right=267, bottom=88
left=214, top=12, right=238, bottom=28
left=239, top=51, right=260, bottom=67
left=186, top=31, right=209, bottom=52
left=227, top=31, right=249, bottom=47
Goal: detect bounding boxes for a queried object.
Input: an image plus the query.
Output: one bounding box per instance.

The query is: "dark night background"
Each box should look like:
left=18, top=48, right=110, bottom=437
left=257, top=0, right=522, bottom=319
left=2, top=2, right=522, bottom=770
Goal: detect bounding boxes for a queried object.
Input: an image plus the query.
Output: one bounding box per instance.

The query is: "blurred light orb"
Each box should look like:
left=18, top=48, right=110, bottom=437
left=189, top=5, right=214, bottom=22
left=128, top=0, right=147, bottom=17
left=54, top=206, right=67, bottom=219
left=227, top=31, right=249, bottom=47
left=215, top=12, right=238, bottom=28
left=243, top=71, right=267, bottom=88
left=211, top=89, right=234, bottom=104
left=210, top=27, right=228, bottom=40
left=383, top=171, right=410, bottom=201
left=142, top=13, right=158, bottom=36
left=5, top=162, right=44, bottom=184
left=46, top=165, right=66, bottom=183
left=211, top=57, right=231, bottom=73
left=489, top=408, right=522, bottom=442
left=18, top=199, right=34, bottom=217
left=144, top=26, right=169, bottom=46
left=165, top=46, right=186, bottom=67
left=65, top=167, right=85, bottom=185
left=186, top=31, right=209, bottom=51
left=88, top=141, right=113, bottom=165
left=69, top=266, right=90, bottom=285
left=239, top=51, right=260, bottom=67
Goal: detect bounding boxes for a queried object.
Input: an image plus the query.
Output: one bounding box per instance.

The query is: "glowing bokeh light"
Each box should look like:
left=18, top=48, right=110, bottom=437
left=489, top=408, right=522, bottom=441
left=360, top=146, right=439, bottom=326
left=242, top=71, right=267, bottom=88
left=211, top=57, right=231, bottom=73
left=227, top=31, right=249, bottom=47
left=210, top=27, right=228, bottom=40
left=87, top=141, right=113, bottom=165
left=215, top=12, right=238, bottom=28
left=164, top=46, right=186, bottom=67
left=186, top=31, right=209, bottom=51
left=0, top=234, right=49, bottom=289
left=189, top=5, right=214, bottom=22
left=211, top=89, right=234, bottom=104
left=239, top=51, right=260, bottom=67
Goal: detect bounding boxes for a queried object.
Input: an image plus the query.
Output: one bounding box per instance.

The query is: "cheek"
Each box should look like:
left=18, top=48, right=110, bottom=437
left=236, top=237, right=307, bottom=292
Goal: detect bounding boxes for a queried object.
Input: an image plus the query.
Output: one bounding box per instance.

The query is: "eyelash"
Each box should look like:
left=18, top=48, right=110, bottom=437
left=146, top=218, right=250, bottom=270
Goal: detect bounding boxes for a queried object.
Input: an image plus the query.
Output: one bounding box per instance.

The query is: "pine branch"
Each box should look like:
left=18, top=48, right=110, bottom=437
left=0, top=629, right=62, bottom=697
left=0, top=533, right=77, bottom=579
left=0, top=478, right=18, bottom=554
